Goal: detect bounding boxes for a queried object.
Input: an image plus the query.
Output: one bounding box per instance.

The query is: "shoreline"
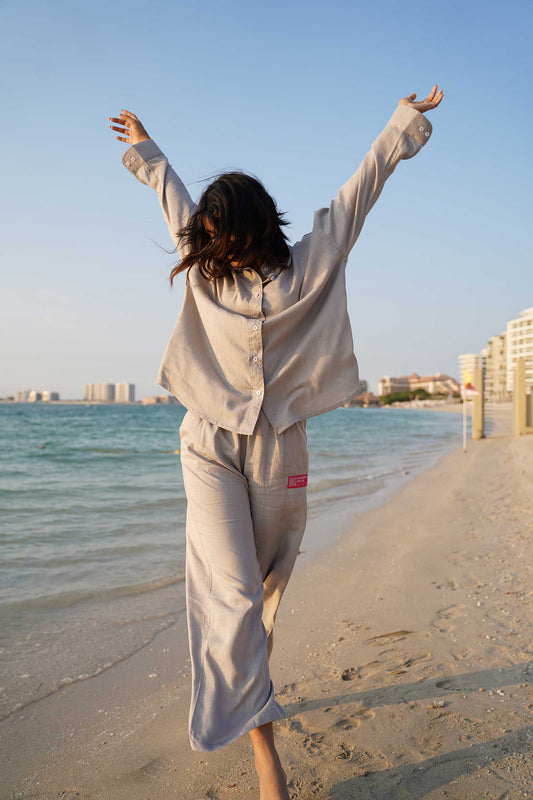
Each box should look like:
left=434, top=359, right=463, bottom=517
left=3, top=417, right=532, bottom=798
left=1, top=405, right=461, bottom=724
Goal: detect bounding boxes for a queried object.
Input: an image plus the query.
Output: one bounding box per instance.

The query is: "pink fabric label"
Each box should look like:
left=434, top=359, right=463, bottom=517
left=287, top=474, right=308, bottom=489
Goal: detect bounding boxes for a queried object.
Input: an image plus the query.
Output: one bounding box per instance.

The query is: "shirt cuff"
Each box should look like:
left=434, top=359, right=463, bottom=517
left=386, top=104, right=433, bottom=147
left=122, top=139, right=164, bottom=173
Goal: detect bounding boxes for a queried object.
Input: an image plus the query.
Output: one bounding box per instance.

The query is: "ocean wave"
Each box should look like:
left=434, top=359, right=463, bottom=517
left=1, top=571, right=186, bottom=616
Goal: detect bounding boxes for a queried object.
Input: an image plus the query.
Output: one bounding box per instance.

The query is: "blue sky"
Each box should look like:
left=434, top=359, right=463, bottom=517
left=1, top=0, right=531, bottom=398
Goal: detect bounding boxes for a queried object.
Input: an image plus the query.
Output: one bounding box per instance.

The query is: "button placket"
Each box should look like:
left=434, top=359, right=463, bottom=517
left=249, top=275, right=264, bottom=401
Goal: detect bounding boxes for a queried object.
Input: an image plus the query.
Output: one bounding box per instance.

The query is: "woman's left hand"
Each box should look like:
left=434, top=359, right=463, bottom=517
left=399, top=84, right=444, bottom=113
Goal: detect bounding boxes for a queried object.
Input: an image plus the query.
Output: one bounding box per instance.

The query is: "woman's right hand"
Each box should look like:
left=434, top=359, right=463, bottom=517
left=109, top=109, right=150, bottom=145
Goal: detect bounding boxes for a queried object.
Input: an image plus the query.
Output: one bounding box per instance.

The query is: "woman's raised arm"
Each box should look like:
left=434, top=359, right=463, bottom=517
left=109, top=109, right=197, bottom=258
left=300, top=85, right=444, bottom=262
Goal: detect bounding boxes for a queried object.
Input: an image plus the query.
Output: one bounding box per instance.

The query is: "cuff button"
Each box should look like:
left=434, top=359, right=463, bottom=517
left=131, top=156, right=136, bottom=162
left=419, top=126, right=424, bottom=132
left=125, top=161, right=131, bottom=166
left=425, top=131, right=430, bottom=137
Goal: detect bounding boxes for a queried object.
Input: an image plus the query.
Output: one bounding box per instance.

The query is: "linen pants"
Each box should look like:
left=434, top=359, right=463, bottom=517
left=179, top=408, right=308, bottom=751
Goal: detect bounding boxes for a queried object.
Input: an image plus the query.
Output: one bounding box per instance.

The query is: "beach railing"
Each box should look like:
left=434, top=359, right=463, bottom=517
left=513, top=358, right=533, bottom=436
left=471, top=367, right=484, bottom=440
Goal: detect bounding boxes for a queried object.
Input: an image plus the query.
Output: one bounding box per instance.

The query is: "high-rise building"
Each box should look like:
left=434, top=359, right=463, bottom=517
left=83, top=382, right=135, bottom=402
left=115, top=383, right=135, bottom=403
left=485, top=333, right=508, bottom=401
left=458, top=353, right=485, bottom=385
left=506, top=307, right=533, bottom=392
left=83, top=384, right=95, bottom=401
left=98, top=383, right=115, bottom=402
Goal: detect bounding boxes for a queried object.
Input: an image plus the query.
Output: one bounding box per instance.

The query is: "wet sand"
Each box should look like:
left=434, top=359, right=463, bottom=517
left=2, top=421, right=532, bottom=799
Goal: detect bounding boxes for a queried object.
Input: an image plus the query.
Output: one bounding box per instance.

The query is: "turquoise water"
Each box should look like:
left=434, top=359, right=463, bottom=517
left=0, top=402, right=462, bottom=718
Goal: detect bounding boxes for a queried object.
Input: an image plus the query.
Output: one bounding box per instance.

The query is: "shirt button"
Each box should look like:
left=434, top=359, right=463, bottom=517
left=253, top=356, right=258, bottom=361
left=255, top=293, right=260, bottom=298
left=256, top=390, right=261, bottom=395
left=252, top=324, right=258, bottom=331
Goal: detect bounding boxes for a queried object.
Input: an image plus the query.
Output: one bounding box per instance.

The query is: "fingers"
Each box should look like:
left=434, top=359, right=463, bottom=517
left=424, top=85, right=444, bottom=107
left=116, top=136, right=129, bottom=143
left=120, top=109, right=138, bottom=120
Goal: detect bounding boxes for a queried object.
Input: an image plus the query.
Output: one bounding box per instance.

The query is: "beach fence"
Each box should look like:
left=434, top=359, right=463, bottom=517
left=467, top=367, right=514, bottom=441
left=513, top=357, right=533, bottom=436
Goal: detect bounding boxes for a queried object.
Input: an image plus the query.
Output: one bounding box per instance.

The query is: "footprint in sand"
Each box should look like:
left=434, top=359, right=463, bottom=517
left=287, top=777, right=323, bottom=797
left=386, top=651, right=432, bottom=676
left=333, top=706, right=375, bottom=730
left=434, top=678, right=455, bottom=690
left=450, top=644, right=472, bottom=662
left=303, top=731, right=325, bottom=756
left=334, top=742, right=353, bottom=760
left=340, top=660, right=383, bottom=682
left=365, top=630, right=413, bottom=647
left=431, top=604, right=466, bottom=633
left=435, top=577, right=459, bottom=591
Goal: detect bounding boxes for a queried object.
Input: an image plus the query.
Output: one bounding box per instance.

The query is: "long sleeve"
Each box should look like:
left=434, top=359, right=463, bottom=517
left=301, top=105, right=433, bottom=260
left=122, top=140, right=197, bottom=258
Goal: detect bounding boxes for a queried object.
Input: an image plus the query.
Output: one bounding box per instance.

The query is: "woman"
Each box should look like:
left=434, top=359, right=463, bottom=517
left=110, top=84, right=443, bottom=800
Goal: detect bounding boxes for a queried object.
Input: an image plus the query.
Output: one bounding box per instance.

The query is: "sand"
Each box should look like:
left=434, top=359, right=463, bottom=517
left=2, top=422, right=532, bottom=799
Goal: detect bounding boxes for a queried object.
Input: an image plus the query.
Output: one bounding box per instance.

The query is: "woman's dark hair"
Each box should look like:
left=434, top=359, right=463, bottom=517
left=170, top=172, right=291, bottom=284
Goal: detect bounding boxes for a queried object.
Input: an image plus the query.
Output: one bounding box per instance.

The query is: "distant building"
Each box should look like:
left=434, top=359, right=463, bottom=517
left=83, top=384, right=94, bottom=401
left=485, top=333, right=509, bottom=402
left=14, top=389, right=59, bottom=402
left=378, top=375, right=410, bottom=395
left=349, top=391, right=380, bottom=408
left=142, top=394, right=180, bottom=405
left=378, top=372, right=459, bottom=397
left=458, top=353, right=486, bottom=384
left=458, top=353, right=486, bottom=394
left=83, top=382, right=135, bottom=402
left=506, top=307, right=533, bottom=392
left=99, top=383, right=115, bottom=402
left=115, top=383, right=135, bottom=403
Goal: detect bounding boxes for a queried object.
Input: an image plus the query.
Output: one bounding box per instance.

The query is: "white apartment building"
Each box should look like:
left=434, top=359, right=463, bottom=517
left=27, top=390, right=42, bottom=402
left=506, top=307, right=533, bottom=392
left=115, top=383, right=135, bottom=403
left=83, top=382, right=135, bottom=402
left=485, top=332, right=508, bottom=401
left=458, top=353, right=486, bottom=384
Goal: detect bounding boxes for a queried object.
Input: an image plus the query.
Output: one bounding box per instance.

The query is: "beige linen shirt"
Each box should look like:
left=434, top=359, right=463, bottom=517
left=123, top=105, right=433, bottom=434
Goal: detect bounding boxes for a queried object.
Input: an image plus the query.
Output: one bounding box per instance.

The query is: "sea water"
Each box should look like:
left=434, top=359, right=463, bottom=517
left=0, top=402, right=462, bottom=719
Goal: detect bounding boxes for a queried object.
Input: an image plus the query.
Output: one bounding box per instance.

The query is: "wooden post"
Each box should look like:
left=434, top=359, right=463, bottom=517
left=514, top=357, right=526, bottom=436
left=472, top=366, right=484, bottom=440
